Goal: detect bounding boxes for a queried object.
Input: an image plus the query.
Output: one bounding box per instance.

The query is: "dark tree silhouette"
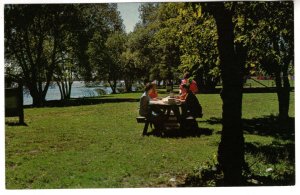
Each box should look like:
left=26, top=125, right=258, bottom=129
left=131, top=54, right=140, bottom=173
left=207, top=2, right=245, bottom=185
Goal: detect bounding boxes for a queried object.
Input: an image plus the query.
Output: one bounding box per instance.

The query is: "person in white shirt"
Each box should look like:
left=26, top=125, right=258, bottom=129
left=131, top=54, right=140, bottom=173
left=139, top=83, right=164, bottom=133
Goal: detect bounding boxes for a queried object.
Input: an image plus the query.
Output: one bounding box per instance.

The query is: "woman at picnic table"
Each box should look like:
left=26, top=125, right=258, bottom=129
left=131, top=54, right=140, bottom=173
left=179, top=72, right=199, bottom=100
left=139, top=83, right=164, bottom=130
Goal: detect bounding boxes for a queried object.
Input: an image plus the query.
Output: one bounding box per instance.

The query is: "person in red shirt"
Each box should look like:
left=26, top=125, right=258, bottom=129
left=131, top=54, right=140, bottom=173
left=179, top=73, right=198, bottom=100
left=148, top=83, right=158, bottom=99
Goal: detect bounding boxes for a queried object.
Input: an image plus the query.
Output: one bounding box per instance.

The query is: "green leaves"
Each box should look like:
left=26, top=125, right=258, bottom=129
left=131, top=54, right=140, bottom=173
left=238, top=1, right=294, bottom=76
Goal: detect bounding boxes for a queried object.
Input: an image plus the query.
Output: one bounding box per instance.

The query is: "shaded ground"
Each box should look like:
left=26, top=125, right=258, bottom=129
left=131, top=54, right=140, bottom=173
left=178, top=115, right=295, bottom=186
left=23, top=97, right=139, bottom=108
left=206, top=115, right=295, bottom=140
left=146, top=127, right=213, bottom=138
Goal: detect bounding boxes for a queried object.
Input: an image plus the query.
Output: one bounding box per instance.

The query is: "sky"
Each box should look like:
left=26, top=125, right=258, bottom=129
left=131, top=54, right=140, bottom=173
left=117, top=2, right=141, bottom=33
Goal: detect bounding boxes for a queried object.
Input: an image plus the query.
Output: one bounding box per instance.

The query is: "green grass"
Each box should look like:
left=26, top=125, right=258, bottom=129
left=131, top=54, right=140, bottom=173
left=5, top=92, right=295, bottom=188
left=244, top=78, right=294, bottom=88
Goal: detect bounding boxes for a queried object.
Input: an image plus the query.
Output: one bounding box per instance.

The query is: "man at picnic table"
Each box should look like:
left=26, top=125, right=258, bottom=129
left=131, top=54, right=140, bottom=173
left=178, top=83, right=203, bottom=118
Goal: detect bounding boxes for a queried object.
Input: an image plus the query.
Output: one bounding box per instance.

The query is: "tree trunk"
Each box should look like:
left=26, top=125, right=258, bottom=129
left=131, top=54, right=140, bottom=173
left=56, top=79, right=73, bottom=100
left=67, top=80, right=72, bottom=99
left=275, top=72, right=290, bottom=122
left=124, top=77, right=132, bottom=92
left=57, top=81, right=64, bottom=100
left=26, top=79, right=45, bottom=107
left=30, top=88, right=45, bottom=107
left=210, top=3, right=245, bottom=185
left=108, top=80, right=117, bottom=94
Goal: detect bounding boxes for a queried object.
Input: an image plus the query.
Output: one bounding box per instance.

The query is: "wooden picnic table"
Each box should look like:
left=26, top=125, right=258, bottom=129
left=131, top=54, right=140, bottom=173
left=149, top=98, right=185, bottom=123
left=137, top=97, right=199, bottom=135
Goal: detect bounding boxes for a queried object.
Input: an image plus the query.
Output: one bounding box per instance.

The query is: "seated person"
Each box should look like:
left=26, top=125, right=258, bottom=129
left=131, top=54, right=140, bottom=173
left=181, top=84, right=203, bottom=118
left=139, top=83, right=165, bottom=130
left=148, top=83, right=158, bottom=99
left=179, top=73, right=199, bottom=100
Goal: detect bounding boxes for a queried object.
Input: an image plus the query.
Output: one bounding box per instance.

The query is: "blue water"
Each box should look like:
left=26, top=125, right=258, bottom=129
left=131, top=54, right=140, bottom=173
left=23, top=81, right=113, bottom=105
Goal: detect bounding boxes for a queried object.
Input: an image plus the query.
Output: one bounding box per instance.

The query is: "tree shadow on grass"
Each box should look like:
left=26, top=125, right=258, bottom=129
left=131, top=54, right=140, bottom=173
left=245, top=142, right=295, bottom=165
left=205, top=115, right=295, bottom=140
left=178, top=115, right=295, bottom=186
left=178, top=141, right=295, bottom=187
left=243, top=116, right=295, bottom=140
left=23, top=97, right=139, bottom=108
left=147, top=127, right=213, bottom=138
left=243, top=141, right=295, bottom=186
left=5, top=121, right=28, bottom=126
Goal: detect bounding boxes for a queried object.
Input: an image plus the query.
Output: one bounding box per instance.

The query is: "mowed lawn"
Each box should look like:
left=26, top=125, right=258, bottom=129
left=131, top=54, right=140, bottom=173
left=5, top=92, right=295, bottom=188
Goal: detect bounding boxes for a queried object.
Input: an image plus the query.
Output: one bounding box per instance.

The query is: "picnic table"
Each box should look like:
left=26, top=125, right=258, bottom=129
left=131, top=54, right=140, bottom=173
left=137, top=97, right=198, bottom=135
left=149, top=97, right=183, bottom=123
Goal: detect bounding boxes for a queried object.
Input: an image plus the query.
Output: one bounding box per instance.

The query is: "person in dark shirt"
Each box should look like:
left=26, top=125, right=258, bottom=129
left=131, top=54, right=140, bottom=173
left=181, top=84, right=203, bottom=118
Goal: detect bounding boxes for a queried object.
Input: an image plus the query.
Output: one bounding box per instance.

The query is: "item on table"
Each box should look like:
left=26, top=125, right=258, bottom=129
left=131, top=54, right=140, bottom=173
left=168, top=98, right=176, bottom=104
left=162, top=97, right=169, bottom=104
left=170, top=92, right=175, bottom=98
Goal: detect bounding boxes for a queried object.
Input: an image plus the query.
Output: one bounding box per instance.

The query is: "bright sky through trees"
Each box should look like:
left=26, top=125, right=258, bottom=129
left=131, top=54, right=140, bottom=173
left=117, top=2, right=141, bottom=33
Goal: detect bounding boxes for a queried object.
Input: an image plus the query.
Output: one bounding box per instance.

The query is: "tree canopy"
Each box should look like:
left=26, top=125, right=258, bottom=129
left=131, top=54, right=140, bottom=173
left=5, top=4, right=124, bottom=105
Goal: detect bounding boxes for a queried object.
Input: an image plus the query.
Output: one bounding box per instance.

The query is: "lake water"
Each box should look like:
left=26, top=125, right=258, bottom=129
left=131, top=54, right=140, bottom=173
left=23, top=81, right=114, bottom=105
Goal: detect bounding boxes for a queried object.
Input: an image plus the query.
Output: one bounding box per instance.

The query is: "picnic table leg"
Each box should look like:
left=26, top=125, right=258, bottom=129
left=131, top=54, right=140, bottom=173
left=172, top=106, right=181, bottom=122
left=142, top=121, right=149, bottom=136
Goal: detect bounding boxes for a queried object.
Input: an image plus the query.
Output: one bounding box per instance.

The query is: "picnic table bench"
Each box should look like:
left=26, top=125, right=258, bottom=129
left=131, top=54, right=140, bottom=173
left=136, top=116, right=151, bottom=135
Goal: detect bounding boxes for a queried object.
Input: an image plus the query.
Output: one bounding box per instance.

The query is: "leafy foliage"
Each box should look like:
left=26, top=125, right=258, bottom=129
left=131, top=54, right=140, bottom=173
left=5, top=4, right=124, bottom=103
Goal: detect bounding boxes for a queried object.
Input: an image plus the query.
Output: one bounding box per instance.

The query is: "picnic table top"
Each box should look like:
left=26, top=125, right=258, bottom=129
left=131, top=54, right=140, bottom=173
left=149, top=97, right=184, bottom=106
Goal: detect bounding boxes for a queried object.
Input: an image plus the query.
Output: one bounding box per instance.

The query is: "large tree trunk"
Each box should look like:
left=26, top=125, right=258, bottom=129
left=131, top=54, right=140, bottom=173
left=271, top=35, right=292, bottom=122
left=30, top=87, right=45, bottom=107
left=25, top=78, right=45, bottom=107
left=275, top=71, right=290, bottom=122
left=210, top=3, right=245, bottom=185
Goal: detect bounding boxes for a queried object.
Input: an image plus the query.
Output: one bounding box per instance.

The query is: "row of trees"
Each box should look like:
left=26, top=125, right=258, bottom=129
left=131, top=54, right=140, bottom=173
left=128, top=1, right=293, bottom=120
left=5, top=4, right=125, bottom=106
left=5, top=3, right=293, bottom=117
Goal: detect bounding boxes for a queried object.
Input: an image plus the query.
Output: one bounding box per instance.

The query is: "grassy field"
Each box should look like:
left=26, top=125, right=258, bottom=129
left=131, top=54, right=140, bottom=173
left=5, top=92, right=295, bottom=188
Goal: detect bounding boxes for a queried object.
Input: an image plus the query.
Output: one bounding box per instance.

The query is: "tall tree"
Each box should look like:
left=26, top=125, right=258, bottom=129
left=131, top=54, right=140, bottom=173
left=243, top=1, right=294, bottom=121
left=206, top=2, right=245, bottom=185
left=178, top=3, right=220, bottom=92
left=134, top=3, right=161, bottom=83
left=104, top=31, right=127, bottom=94
left=121, top=33, right=142, bottom=92
left=86, top=3, right=125, bottom=93
left=5, top=4, right=79, bottom=106
left=152, top=3, right=183, bottom=88
left=5, top=4, right=126, bottom=104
